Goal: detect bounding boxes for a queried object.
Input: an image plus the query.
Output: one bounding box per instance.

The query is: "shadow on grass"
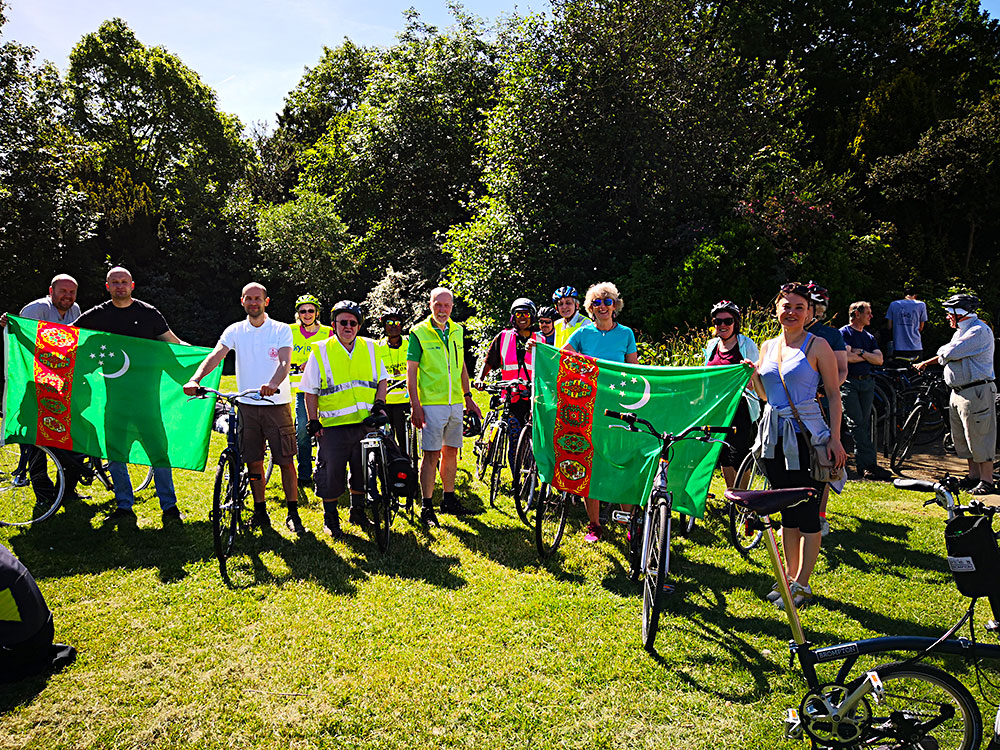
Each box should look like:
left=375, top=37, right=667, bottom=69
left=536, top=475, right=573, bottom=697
left=820, top=515, right=947, bottom=579
left=0, top=674, right=48, bottom=716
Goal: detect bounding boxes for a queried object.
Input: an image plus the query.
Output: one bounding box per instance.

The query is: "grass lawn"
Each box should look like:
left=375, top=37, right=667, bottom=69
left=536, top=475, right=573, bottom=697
left=2, top=378, right=997, bottom=749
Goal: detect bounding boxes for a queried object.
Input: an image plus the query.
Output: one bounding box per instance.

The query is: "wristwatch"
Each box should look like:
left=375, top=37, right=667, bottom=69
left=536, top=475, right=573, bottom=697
left=464, top=391, right=473, bottom=398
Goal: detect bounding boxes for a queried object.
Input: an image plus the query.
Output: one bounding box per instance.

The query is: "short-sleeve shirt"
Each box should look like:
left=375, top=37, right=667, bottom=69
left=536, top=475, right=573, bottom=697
left=840, top=325, right=879, bottom=378
left=806, top=322, right=846, bottom=352
left=20, top=297, right=80, bottom=325
left=218, top=316, right=293, bottom=405
left=886, top=298, right=927, bottom=351
left=75, top=299, right=169, bottom=340
left=407, top=322, right=450, bottom=361
left=567, top=323, right=637, bottom=363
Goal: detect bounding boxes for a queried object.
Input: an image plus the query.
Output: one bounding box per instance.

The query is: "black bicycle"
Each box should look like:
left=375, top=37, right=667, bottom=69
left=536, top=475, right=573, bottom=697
left=890, top=371, right=952, bottom=474
left=473, top=379, right=531, bottom=509
left=725, top=477, right=1000, bottom=749
left=359, top=413, right=398, bottom=553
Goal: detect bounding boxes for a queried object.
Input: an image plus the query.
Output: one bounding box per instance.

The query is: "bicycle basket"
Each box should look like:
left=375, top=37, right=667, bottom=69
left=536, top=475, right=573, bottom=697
left=945, top=514, right=1000, bottom=598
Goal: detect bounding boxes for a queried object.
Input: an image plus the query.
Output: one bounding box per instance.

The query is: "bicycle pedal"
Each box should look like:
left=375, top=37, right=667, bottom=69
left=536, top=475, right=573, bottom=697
left=610, top=510, right=632, bottom=525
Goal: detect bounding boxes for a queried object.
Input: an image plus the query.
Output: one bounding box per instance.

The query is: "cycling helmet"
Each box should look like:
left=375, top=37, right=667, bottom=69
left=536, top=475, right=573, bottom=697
left=942, top=292, right=979, bottom=314
left=295, top=293, right=321, bottom=310
left=510, top=297, right=538, bottom=326
left=710, top=300, right=741, bottom=320
left=552, top=285, right=578, bottom=302
left=462, top=411, right=482, bottom=438
left=806, top=281, right=829, bottom=306
left=538, top=305, right=557, bottom=321
left=379, top=306, right=402, bottom=325
left=331, top=300, right=364, bottom=325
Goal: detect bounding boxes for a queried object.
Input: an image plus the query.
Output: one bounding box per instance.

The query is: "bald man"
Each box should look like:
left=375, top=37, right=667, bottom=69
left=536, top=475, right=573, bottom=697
left=185, top=283, right=300, bottom=534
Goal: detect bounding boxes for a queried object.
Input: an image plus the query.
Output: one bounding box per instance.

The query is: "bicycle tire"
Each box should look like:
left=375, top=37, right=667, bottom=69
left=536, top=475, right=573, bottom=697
left=642, top=500, right=671, bottom=651
left=489, top=427, right=508, bottom=509
left=367, top=448, right=391, bottom=553
left=729, top=453, right=766, bottom=553
left=535, top=485, right=568, bottom=558
left=406, top=420, right=420, bottom=514
left=513, top=425, right=534, bottom=526
left=211, top=451, right=240, bottom=575
left=263, top=445, right=274, bottom=484
left=128, top=464, right=154, bottom=492
left=0, top=443, right=65, bottom=526
left=890, top=406, right=924, bottom=475
left=474, top=413, right=497, bottom=482
left=853, top=661, right=983, bottom=750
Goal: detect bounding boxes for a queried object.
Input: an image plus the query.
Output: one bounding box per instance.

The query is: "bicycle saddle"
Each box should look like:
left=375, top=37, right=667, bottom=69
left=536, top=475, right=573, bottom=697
left=363, top=414, right=390, bottom=428
left=724, top=487, right=817, bottom=515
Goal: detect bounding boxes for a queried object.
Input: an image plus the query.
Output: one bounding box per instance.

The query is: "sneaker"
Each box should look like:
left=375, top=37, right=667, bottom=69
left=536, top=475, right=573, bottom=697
left=774, top=581, right=813, bottom=611
left=439, top=498, right=471, bottom=516
left=108, top=507, right=136, bottom=523
left=323, top=511, right=343, bottom=538
left=765, top=582, right=783, bottom=603
left=420, top=506, right=439, bottom=528
left=861, top=466, right=891, bottom=481
left=251, top=506, right=272, bottom=530
left=584, top=523, right=602, bottom=543
left=820, top=517, right=830, bottom=537
left=969, top=481, right=995, bottom=496
left=161, top=505, right=184, bottom=526
left=285, top=513, right=305, bottom=535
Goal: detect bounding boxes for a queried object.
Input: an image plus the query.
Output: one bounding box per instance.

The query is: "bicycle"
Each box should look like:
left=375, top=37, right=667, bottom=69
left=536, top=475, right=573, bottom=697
left=384, top=379, right=420, bottom=516
left=359, top=413, right=399, bottom=553
left=727, top=451, right=769, bottom=555
left=511, top=417, right=536, bottom=527
left=473, top=379, right=531, bottom=510
left=724, top=477, right=1000, bottom=749
left=891, top=371, right=952, bottom=474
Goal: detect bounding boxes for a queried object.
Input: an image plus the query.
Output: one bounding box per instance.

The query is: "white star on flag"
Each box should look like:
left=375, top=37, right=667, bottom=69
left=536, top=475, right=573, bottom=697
left=631, top=377, right=638, bottom=383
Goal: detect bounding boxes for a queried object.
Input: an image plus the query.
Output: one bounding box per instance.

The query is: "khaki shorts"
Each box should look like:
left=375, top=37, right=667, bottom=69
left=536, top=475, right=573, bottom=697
left=421, top=403, right=465, bottom=451
left=237, top=403, right=296, bottom=465
left=949, top=382, right=998, bottom=463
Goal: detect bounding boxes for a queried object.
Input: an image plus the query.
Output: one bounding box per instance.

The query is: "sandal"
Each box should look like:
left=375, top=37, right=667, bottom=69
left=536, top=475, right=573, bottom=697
left=969, top=481, right=995, bottom=496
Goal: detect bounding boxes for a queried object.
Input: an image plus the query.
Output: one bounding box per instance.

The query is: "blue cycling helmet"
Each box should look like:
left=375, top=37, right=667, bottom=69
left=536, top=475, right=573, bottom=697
left=552, top=285, right=578, bottom=302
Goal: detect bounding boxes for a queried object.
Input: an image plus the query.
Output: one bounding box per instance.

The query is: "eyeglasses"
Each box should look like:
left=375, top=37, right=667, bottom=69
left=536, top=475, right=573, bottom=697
left=336, top=319, right=359, bottom=327
left=298, top=308, right=317, bottom=315
left=591, top=298, right=615, bottom=307
left=712, top=317, right=734, bottom=326
left=383, top=319, right=401, bottom=327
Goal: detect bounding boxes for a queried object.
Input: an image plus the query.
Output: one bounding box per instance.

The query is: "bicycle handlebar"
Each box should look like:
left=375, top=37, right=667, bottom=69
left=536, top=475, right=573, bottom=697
left=190, top=386, right=277, bottom=404
left=604, top=409, right=732, bottom=443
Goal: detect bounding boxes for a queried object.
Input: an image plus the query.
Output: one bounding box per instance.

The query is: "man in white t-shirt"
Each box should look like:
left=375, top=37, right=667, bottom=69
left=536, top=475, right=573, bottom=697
left=184, top=283, right=302, bottom=533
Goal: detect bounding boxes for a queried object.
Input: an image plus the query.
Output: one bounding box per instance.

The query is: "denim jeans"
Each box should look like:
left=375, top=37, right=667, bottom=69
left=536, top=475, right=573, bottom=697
left=841, top=377, right=876, bottom=472
left=294, top=393, right=313, bottom=482
left=108, top=461, right=176, bottom=511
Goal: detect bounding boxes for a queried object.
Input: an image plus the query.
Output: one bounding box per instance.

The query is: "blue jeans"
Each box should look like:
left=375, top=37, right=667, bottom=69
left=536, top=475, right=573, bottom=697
left=108, top=461, right=177, bottom=511
left=294, top=393, right=312, bottom=482
left=841, top=377, right=876, bottom=472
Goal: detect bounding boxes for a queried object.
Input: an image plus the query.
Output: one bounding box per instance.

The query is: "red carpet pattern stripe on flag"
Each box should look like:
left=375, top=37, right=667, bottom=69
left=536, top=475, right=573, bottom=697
left=552, top=351, right=599, bottom=496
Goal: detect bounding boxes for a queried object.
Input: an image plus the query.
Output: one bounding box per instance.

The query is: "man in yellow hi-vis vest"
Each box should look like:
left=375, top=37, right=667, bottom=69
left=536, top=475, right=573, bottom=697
left=300, top=300, right=388, bottom=538
left=406, top=287, right=482, bottom=527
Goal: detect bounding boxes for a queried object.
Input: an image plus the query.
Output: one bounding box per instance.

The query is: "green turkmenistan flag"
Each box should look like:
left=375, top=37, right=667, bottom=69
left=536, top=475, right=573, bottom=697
left=3, top=315, right=222, bottom=471
left=531, top=343, right=751, bottom=518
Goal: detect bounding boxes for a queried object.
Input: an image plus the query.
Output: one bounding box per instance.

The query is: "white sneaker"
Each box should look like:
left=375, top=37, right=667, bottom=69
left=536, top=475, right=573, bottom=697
left=774, top=582, right=813, bottom=611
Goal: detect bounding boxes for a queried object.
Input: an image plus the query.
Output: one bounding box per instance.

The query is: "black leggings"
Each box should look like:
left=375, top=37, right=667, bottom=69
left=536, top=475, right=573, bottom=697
left=762, top=434, right=824, bottom=534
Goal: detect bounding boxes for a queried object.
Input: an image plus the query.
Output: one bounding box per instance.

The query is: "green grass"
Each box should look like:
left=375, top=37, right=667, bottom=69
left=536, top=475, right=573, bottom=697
left=1, top=378, right=997, bottom=749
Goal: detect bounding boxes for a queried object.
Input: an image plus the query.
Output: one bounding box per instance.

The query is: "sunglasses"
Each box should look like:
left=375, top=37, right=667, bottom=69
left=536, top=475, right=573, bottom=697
left=591, top=298, right=615, bottom=307
left=383, top=319, right=401, bottom=327
left=712, top=317, right=734, bottom=326
left=298, top=308, right=317, bottom=315
left=336, top=319, right=359, bottom=327
left=514, top=311, right=532, bottom=317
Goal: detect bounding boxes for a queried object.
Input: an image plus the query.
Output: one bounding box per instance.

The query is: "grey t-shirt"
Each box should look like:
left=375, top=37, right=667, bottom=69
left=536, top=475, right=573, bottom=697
left=19, top=297, right=81, bottom=325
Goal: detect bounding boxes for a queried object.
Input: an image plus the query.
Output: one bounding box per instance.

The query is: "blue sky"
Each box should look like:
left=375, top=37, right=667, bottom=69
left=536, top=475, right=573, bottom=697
left=5, top=0, right=1000, bottom=131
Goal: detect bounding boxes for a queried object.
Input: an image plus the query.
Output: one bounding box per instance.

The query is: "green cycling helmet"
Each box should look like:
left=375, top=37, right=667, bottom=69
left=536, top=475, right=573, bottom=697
left=295, top=293, right=321, bottom=311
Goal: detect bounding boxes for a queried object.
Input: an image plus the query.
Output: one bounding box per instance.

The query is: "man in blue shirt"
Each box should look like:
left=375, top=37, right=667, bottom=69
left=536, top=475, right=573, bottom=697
left=885, top=288, right=927, bottom=359
left=840, top=302, right=888, bottom=480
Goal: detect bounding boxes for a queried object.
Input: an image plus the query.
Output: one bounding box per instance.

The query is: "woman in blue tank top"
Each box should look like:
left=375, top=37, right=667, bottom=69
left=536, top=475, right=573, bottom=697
left=747, top=283, right=846, bottom=610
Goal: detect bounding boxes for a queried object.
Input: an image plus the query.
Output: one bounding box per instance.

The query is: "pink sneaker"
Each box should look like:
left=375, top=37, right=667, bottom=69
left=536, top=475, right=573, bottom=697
left=584, top=523, right=602, bottom=543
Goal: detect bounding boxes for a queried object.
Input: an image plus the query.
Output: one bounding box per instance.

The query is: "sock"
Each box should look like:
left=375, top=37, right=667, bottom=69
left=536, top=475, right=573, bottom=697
left=286, top=501, right=299, bottom=516
left=442, top=491, right=455, bottom=506
left=422, top=497, right=433, bottom=509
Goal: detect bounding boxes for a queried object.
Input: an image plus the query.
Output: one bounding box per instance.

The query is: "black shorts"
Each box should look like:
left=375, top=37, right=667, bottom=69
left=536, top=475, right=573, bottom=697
left=762, top=433, right=824, bottom=534
left=718, top=398, right=752, bottom=469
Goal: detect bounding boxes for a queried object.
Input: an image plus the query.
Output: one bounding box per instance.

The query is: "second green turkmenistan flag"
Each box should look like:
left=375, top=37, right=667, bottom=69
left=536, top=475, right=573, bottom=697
left=531, top=343, right=751, bottom=518
left=3, top=315, right=222, bottom=470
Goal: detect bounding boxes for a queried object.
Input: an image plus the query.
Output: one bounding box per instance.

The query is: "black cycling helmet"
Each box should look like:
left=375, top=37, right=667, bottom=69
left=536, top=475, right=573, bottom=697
left=462, top=411, right=482, bottom=438
left=379, top=306, right=402, bottom=325
left=806, top=281, right=829, bottom=306
left=538, top=305, right=557, bottom=321
left=942, top=292, right=979, bottom=314
left=509, top=297, right=538, bottom=326
left=331, top=300, right=364, bottom=325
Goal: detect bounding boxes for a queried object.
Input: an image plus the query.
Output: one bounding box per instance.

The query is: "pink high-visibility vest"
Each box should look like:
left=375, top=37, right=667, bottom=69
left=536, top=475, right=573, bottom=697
left=499, top=329, right=544, bottom=381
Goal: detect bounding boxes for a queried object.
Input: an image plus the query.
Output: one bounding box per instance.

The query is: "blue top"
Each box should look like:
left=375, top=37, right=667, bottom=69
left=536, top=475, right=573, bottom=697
left=806, top=322, right=845, bottom=351
left=758, top=334, right=820, bottom=430
left=567, top=323, right=637, bottom=363
left=840, top=325, right=878, bottom=378
left=886, top=298, right=927, bottom=351
left=936, top=314, right=995, bottom=387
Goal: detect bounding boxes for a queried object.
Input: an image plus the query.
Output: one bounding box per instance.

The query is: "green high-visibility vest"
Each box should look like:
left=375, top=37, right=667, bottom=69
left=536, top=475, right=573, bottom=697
left=312, top=336, right=379, bottom=427
left=290, top=323, right=331, bottom=394
left=412, top=316, right=464, bottom=406
left=378, top=339, right=409, bottom=405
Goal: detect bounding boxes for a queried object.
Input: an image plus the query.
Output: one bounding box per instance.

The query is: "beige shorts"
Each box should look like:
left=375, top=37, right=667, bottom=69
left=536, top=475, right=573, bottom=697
left=421, top=403, right=465, bottom=451
left=949, top=382, right=997, bottom=463
left=237, top=402, right=296, bottom=465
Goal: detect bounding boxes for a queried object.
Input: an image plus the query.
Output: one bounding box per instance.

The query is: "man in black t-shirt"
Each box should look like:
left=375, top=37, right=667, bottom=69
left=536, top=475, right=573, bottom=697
left=75, top=267, right=187, bottom=526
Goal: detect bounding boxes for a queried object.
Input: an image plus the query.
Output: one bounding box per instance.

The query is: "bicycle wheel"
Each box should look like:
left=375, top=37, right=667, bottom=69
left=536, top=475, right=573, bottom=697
left=535, top=485, right=568, bottom=558
left=729, top=452, right=766, bottom=553
left=642, top=500, right=670, bottom=650
left=0, top=443, right=65, bottom=526
left=890, top=406, right=923, bottom=475
left=211, top=451, right=241, bottom=574
left=489, top=427, right=508, bottom=508
left=406, top=421, right=420, bottom=513
left=263, top=445, right=275, bottom=484
left=513, top=425, right=535, bottom=526
left=366, top=448, right=391, bottom=553
left=128, top=464, right=153, bottom=492
left=474, top=413, right=497, bottom=482
left=853, top=662, right=982, bottom=750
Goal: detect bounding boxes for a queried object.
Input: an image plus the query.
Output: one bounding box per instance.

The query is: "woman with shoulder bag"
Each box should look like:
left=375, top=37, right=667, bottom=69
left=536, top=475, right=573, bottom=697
left=747, top=283, right=847, bottom=610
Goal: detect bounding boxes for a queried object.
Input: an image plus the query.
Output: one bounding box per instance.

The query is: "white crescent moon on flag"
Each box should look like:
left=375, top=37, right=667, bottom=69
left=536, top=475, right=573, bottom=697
left=619, top=375, right=651, bottom=410
left=101, top=350, right=130, bottom=379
